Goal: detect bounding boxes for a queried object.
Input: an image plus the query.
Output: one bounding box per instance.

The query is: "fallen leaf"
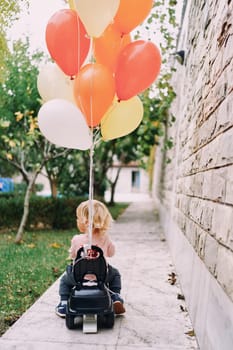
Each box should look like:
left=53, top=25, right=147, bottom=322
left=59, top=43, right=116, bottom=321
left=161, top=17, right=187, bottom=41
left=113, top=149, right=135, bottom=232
left=180, top=305, right=187, bottom=312
left=168, top=272, right=177, bottom=285
left=185, top=329, right=195, bottom=337
left=49, top=242, right=62, bottom=249
left=26, top=243, right=36, bottom=248
left=52, top=267, right=60, bottom=277
left=177, top=293, right=185, bottom=300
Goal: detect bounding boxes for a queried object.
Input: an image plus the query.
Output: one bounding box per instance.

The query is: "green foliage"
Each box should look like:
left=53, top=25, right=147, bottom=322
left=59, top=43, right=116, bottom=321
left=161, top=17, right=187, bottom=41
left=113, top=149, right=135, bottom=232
left=0, top=39, right=70, bottom=179
left=0, top=36, right=10, bottom=83
left=0, top=196, right=82, bottom=230
left=0, top=1, right=29, bottom=29
left=0, top=0, right=29, bottom=82
left=54, top=151, right=90, bottom=197
left=0, top=39, right=44, bottom=172
left=0, top=158, right=16, bottom=177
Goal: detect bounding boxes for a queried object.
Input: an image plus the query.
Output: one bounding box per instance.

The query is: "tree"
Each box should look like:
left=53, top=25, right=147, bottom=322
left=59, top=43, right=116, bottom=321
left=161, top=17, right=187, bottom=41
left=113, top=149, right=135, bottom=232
left=0, top=40, right=43, bottom=182
left=0, top=0, right=29, bottom=27
left=0, top=158, right=16, bottom=178
left=44, top=150, right=77, bottom=198
left=0, top=39, right=70, bottom=242
left=0, top=0, right=29, bottom=82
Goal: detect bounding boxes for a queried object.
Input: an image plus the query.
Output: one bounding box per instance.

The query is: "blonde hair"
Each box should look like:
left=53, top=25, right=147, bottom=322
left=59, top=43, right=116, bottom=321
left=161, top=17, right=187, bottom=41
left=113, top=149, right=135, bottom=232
left=76, top=199, right=112, bottom=234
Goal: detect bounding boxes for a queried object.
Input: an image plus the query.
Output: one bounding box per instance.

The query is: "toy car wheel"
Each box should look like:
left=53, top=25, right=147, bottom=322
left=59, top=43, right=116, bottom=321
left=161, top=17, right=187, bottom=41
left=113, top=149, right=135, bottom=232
left=104, top=312, right=114, bottom=328
left=66, top=314, right=76, bottom=329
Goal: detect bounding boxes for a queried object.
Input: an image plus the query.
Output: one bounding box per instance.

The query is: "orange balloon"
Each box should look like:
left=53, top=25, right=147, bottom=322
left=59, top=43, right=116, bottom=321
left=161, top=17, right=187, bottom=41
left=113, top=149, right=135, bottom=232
left=114, top=0, right=153, bottom=35
left=115, top=40, right=161, bottom=101
left=93, top=23, right=131, bottom=73
left=73, top=63, right=116, bottom=127
left=46, top=9, right=90, bottom=77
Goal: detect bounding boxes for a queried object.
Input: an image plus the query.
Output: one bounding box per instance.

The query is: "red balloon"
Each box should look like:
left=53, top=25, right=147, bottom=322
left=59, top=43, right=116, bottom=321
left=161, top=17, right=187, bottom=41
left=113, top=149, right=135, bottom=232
left=73, top=63, right=116, bottom=127
left=46, top=9, right=90, bottom=77
left=115, top=40, right=161, bottom=100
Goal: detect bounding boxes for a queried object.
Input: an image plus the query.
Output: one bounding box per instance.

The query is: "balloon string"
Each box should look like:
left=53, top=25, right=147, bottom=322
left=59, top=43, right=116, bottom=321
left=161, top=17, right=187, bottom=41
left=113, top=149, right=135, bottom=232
left=88, top=43, right=95, bottom=248
left=88, top=128, right=94, bottom=248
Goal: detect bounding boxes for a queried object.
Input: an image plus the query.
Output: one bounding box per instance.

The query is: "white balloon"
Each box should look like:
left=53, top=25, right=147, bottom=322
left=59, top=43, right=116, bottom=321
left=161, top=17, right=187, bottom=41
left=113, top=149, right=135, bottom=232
left=37, top=62, right=76, bottom=104
left=74, top=0, right=120, bottom=37
left=38, top=99, right=92, bottom=150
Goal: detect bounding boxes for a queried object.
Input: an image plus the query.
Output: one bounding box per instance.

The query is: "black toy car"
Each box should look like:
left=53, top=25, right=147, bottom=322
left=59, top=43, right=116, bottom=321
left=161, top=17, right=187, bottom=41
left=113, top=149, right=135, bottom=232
left=65, top=245, right=115, bottom=333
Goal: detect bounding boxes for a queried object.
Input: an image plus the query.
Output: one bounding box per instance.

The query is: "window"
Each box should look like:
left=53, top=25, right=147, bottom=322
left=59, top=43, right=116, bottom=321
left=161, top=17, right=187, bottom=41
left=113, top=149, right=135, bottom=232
left=131, top=170, right=140, bottom=191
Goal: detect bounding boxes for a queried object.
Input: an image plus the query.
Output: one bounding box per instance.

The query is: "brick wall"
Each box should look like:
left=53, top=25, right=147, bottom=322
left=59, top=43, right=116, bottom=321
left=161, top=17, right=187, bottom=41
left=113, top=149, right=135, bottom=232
left=153, top=0, right=233, bottom=348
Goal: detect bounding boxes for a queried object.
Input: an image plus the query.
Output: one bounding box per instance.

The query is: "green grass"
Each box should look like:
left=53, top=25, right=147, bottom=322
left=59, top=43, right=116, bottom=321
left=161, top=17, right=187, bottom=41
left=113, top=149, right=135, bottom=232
left=0, top=229, right=75, bottom=336
left=0, top=203, right=128, bottom=336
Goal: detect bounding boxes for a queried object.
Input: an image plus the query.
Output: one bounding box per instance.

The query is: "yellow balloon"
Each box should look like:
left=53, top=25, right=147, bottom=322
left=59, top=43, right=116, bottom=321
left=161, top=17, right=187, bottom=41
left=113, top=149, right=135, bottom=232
left=74, top=0, right=120, bottom=38
left=68, top=0, right=76, bottom=10
left=101, top=96, right=144, bottom=141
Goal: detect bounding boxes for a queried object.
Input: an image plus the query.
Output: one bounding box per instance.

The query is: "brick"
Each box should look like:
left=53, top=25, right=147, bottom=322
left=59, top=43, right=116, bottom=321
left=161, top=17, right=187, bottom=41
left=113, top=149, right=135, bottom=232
left=225, top=166, right=233, bottom=204
left=196, top=229, right=206, bottom=260
left=203, top=234, right=219, bottom=275
left=202, top=168, right=226, bottom=202
left=211, top=203, right=233, bottom=246
left=216, top=246, right=233, bottom=301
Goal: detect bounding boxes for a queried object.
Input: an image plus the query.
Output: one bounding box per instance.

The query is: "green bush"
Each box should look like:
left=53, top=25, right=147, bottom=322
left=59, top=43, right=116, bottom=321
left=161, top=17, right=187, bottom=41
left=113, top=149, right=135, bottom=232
left=0, top=196, right=87, bottom=230
left=0, top=195, right=24, bottom=228
left=0, top=192, right=15, bottom=199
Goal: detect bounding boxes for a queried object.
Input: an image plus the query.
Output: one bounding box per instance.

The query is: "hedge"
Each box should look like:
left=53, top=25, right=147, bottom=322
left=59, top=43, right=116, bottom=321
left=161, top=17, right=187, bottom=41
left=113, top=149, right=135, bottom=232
left=0, top=195, right=88, bottom=230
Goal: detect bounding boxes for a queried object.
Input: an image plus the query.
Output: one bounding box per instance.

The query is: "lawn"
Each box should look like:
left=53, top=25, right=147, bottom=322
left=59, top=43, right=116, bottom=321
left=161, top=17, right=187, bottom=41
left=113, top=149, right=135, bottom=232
left=0, top=203, right=128, bottom=336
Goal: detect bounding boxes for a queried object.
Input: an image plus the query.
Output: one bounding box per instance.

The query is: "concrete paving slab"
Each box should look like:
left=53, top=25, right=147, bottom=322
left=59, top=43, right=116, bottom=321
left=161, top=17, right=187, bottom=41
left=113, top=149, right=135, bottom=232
left=0, top=198, right=199, bottom=349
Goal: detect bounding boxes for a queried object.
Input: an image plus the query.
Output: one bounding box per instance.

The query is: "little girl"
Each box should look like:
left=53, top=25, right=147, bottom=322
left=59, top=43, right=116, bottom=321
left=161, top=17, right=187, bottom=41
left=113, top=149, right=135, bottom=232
left=55, top=199, right=125, bottom=317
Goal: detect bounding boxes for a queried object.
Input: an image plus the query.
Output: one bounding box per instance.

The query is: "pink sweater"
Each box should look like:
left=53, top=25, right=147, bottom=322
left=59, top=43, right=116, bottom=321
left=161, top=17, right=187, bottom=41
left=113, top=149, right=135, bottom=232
left=69, top=232, right=115, bottom=260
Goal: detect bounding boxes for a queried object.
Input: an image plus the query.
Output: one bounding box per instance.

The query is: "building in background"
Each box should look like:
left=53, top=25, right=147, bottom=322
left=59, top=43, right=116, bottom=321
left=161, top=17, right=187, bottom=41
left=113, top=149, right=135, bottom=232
left=105, top=161, right=150, bottom=202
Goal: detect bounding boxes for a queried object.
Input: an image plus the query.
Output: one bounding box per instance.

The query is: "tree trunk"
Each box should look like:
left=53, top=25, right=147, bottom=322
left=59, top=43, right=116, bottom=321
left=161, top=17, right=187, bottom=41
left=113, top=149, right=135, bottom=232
left=15, top=170, right=40, bottom=243
left=50, top=178, right=58, bottom=198
left=109, top=167, right=121, bottom=205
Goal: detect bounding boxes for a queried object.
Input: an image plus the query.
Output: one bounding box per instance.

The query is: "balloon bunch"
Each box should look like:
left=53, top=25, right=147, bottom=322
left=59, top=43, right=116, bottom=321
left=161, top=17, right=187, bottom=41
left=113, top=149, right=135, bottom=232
left=37, top=0, right=161, bottom=150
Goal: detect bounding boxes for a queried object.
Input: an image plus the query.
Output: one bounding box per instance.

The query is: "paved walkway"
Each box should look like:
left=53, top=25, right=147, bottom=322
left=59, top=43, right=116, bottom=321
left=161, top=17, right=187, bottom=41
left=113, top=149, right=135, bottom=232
left=0, top=198, right=199, bottom=349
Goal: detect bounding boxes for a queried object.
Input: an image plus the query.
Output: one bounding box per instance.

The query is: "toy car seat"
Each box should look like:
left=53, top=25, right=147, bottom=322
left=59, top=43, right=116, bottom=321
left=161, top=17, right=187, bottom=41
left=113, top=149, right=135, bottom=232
left=66, top=245, right=115, bottom=333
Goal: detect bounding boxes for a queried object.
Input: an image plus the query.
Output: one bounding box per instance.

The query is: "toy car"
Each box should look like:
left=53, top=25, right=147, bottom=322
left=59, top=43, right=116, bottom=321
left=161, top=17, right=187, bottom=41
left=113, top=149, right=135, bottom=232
left=65, top=245, right=115, bottom=333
